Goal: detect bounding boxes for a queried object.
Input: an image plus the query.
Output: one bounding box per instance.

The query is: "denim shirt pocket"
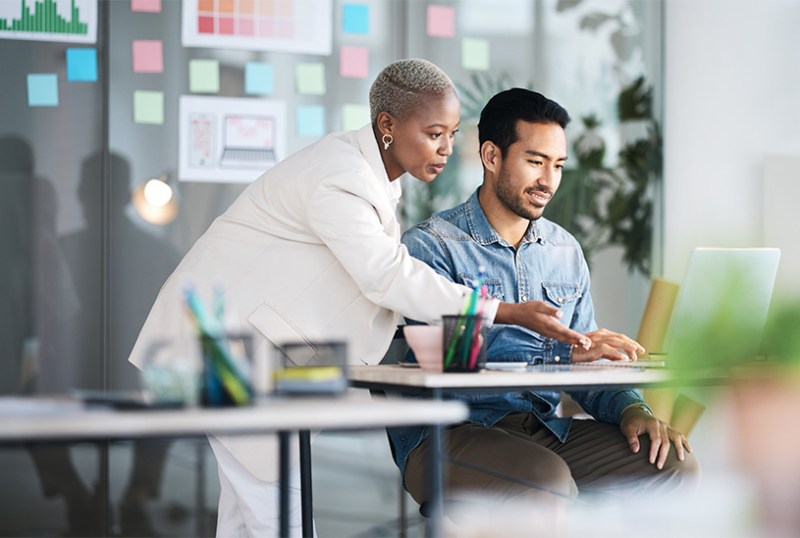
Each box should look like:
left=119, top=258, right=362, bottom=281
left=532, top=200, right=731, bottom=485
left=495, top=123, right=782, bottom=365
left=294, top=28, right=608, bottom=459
left=458, top=272, right=505, bottom=301
left=542, top=282, right=582, bottom=320
left=542, top=282, right=581, bottom=306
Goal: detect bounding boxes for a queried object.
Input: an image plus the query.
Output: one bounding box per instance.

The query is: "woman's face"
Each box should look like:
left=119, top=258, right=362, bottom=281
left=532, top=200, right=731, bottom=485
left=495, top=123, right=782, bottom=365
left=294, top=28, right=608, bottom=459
left=380, top=91, right=461, bottom=182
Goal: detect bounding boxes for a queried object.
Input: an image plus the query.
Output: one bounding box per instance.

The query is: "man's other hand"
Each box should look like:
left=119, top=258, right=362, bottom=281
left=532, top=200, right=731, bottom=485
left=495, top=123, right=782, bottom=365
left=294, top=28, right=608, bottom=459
left=620, top=406, right=693, bottom=470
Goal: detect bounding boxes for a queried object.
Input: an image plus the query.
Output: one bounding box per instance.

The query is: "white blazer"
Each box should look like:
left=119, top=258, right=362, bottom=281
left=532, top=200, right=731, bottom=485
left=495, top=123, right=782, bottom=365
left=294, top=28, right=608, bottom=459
left=129, top=124, right=470, bottom=480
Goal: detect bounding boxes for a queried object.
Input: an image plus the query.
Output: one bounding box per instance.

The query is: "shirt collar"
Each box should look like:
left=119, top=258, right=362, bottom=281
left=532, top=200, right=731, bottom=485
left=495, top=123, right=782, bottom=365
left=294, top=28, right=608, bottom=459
left=465, top=187, right=545, bottom=247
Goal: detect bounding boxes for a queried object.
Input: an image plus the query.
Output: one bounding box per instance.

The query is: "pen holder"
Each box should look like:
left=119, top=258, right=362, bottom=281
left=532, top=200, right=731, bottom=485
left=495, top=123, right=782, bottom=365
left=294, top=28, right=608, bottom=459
left=139, top=338, right=201, bottom=407
left=199, top=332, right=254, bottom=407
left=442, top=314, right=487, bottom=372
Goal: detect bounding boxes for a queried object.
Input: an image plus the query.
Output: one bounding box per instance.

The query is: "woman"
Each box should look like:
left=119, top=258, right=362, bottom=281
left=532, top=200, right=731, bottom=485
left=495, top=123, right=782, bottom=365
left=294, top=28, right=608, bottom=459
left=129, top=58, right=589, bottom=535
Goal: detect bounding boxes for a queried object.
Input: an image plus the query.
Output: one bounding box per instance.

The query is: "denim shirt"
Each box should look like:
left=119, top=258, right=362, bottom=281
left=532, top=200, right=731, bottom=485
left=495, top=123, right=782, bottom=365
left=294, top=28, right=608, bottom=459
left=387, top=188, right=646, bottom=475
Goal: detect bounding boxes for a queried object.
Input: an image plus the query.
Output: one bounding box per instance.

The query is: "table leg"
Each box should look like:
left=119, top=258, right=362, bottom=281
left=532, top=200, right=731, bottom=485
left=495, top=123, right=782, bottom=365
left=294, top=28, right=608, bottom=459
left=426, top=387, right=444, bottom=537
left=278, top=431, right=290, bottom=537
left=299, top=430, right=313, bottom=537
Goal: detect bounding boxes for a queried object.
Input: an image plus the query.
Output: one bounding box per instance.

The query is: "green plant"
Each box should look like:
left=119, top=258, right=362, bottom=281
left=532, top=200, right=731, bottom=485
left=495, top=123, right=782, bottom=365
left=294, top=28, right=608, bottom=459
left=533, top=75, right=661, bottom=275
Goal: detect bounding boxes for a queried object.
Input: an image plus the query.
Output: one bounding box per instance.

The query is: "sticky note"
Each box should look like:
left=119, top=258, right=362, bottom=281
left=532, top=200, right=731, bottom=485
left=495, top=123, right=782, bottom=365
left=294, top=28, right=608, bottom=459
left=133, top=90, right=164, bottom=124
left=343, top=3, right=369, bottom=34
left=427, top=5, right=455, bottom=38
left=462, top=38, right=490, bottom=70
left=27, top=74, right=58, bottom=107
left=66, top=48, right=97, bottom=82
left=342, top=104, right=370, bottom=131
left=295, top=63, right=325, bottom=95
left=131, top=0, right=161, bottom=12
left=132, top=40, right=163, bottom=73
left=245, top=62, right=273, bottom=95
left=189, top=59, right=220, bottom=93
left=296, top=105, right=325, bottom=137
left=340, top=46, right=368, bottom=79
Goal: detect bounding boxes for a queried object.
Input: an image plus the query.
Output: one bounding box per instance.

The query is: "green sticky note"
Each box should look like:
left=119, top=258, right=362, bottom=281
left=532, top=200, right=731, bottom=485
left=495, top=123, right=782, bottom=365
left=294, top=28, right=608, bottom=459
left=189, top=59, right=220, bottom=93
left=295, top=63, right=326, bottom=95
left=133, top=90, right=164, bottom=124
left=342, top=104, right=370, bottom=131
left=462, top=38, right=490, bottom=71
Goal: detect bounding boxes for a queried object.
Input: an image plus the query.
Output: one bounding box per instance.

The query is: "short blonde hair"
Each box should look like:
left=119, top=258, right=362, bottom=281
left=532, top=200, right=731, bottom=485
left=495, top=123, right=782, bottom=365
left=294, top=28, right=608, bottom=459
left=369, top=58, right=455, bottom=123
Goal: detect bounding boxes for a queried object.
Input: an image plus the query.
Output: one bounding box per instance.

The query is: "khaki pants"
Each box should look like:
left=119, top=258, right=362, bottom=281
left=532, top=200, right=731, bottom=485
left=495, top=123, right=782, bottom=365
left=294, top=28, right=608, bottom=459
left=404, top=412, right=700, bottom=508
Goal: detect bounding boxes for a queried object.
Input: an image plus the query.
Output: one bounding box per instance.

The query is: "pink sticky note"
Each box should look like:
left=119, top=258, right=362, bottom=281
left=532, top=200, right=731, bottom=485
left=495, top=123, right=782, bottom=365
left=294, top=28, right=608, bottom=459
left=340, top=46, right=369, bottom=79
left=427, top=5, right=455, bottom=38
left=131, top=0, right=161, bottom=13
left=132, top=40, right=163, bottom=73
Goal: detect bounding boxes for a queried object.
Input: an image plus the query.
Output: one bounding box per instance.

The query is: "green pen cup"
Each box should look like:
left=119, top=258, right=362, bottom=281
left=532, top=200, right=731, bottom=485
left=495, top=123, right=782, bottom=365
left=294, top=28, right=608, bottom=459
left=442, top=314, right=488, bottom=372
left=199, top=332, right=254, bottom=407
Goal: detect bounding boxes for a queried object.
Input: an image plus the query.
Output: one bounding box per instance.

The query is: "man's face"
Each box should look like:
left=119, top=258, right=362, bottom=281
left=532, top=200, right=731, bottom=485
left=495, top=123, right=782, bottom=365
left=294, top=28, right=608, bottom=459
left=492, top=120, right=567, bottom=221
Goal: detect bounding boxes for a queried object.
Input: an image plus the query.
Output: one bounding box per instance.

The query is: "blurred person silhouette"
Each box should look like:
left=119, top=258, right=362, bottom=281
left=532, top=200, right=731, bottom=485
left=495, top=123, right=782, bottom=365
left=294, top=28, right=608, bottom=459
left=0, top=135, right=37, bottom=395
left=0, top=135, right=93, bottom=535
left=57, top=151, right=183, bottom=536
left=0, top=135, right=80, bottom=394
left=16, top=150, right=181, bottom=537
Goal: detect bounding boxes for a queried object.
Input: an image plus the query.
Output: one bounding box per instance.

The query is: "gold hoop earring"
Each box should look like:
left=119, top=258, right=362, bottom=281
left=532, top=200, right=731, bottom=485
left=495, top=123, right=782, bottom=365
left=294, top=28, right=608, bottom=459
left=382, top=134, right=393, bottom=150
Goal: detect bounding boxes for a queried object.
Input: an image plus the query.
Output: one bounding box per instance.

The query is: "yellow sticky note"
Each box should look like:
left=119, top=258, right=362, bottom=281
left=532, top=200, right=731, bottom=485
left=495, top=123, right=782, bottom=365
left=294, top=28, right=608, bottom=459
left=133, top=90, right=164, bottom=124
left=342, top=104, right=369, bottom=131
left=295, top=63, right=326, bottom=95
left=189, top=59, right=220, bottom=93
left=462, top=38, right=490, bottom=71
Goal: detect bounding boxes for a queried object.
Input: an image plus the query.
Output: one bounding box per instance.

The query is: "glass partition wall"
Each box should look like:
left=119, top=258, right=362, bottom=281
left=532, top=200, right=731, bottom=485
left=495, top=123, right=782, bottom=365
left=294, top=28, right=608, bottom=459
left=0, top=1, right=662, bottom=535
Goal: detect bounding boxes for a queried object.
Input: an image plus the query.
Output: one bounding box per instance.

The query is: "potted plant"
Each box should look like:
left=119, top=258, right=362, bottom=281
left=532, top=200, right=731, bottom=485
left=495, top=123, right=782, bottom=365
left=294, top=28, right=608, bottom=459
left=666, top=282, right=800, bottom=535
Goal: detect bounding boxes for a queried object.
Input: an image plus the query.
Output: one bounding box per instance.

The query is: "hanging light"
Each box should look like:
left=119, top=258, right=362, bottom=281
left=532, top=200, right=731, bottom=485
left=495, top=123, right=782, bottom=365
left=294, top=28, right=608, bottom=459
left=132, top=175, right=178, bottom=224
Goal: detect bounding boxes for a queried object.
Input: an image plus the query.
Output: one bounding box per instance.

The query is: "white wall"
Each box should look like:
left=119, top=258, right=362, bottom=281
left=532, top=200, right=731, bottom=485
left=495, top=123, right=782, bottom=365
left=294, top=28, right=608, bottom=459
left=663, top=0, right=800, bottom=282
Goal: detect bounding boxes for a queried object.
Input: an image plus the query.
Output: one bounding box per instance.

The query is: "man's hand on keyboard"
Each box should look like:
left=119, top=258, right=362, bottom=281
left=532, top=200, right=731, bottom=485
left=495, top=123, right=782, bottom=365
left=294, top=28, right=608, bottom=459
left=571, top=328, right=645, bottom=363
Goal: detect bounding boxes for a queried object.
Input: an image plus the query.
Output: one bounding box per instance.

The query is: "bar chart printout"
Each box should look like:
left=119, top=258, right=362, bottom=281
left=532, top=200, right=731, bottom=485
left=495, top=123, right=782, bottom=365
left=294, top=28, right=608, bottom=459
left=0, top=0, right=97, bottom=43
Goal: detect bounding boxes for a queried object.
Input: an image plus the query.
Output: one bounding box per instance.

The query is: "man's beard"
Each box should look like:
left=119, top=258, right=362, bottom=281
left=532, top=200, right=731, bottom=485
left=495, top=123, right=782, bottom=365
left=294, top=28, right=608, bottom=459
left=494, top=169, right=547, bottom=222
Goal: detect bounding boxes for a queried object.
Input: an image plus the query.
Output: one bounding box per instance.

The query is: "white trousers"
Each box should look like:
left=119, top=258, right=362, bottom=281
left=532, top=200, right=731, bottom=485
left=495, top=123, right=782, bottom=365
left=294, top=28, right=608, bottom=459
left=209, top=435, right=316, bottom=537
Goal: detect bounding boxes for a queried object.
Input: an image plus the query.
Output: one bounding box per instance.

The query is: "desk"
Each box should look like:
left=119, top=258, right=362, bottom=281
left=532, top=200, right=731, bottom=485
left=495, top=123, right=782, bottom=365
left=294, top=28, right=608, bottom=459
left=0, top=395, right=467, bottom=537
left=349, top=364, right=696, bottom=537
left=349, top=364, right=677, bottom=394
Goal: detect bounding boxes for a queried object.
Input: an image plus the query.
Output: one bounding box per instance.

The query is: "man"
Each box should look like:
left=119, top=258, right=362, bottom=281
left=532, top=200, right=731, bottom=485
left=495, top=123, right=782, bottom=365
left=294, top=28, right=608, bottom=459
left=389, top=88, right=699, bottom=512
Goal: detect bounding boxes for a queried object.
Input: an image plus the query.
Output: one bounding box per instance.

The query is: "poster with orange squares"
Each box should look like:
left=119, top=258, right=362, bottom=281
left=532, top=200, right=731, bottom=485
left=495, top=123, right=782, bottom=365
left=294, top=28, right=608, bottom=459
left=182, top=0, right=332, bottom=55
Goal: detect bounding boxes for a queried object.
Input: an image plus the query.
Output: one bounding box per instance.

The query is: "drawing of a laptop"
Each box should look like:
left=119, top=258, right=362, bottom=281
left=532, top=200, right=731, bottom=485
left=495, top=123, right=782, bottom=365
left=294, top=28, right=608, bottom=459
left=219, top=114, right=277, bottom=169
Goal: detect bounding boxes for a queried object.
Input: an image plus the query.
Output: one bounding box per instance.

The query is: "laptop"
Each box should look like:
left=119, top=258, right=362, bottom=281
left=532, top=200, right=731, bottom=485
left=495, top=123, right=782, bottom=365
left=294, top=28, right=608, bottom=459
left=662, top=247, right=780, bottom=370
left=219, top=114, right=277, bottom=169
left=532, top=247, right=781, bottom=372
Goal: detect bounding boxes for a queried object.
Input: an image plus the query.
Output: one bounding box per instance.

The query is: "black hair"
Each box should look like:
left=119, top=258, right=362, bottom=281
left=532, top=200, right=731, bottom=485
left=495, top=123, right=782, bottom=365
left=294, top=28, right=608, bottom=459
left=478, top=88, right=571, bottom=157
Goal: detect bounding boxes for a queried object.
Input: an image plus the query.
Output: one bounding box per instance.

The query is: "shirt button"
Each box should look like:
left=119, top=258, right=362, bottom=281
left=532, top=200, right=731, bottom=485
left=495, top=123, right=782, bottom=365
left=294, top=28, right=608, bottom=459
left=521, top=295, right=528, bottom=301
left=554, top=356, right=561, bottom=362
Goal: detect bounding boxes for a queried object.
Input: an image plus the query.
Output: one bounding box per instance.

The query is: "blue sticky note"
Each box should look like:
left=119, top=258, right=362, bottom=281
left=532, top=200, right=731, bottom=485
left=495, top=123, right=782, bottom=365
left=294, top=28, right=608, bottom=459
left=296, top=105, right=325, bottom=138
left=343, top=3, right=369, bottom=34
left=27, top=74, right=59, bottom=107
left=245, top=62, right=273, bottom=95
left=66, top=48, right=98, bottom=82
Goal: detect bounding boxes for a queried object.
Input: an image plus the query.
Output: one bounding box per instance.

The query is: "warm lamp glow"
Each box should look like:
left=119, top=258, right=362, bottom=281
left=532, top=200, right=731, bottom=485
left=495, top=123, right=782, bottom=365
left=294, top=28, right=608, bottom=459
left=132, top=175, right=178, bottom=225
left=143, top=178, right=173, bottom=207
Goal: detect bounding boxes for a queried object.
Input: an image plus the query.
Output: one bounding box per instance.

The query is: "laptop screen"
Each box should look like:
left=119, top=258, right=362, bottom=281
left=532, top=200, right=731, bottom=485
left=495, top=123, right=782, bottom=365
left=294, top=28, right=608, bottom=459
left=664, top=248, right=781, bottom=370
